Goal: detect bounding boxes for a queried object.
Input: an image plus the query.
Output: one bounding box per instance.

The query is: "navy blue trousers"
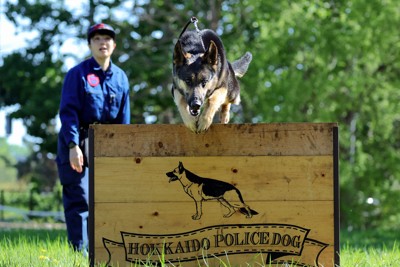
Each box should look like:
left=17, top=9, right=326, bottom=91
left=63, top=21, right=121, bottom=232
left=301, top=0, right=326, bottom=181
left=62, top=168, right=89, bottom=251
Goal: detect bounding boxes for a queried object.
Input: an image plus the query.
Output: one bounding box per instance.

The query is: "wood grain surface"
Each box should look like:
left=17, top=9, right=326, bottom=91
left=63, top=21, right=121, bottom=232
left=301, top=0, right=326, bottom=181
left=89, top=123, right=339, bottom=267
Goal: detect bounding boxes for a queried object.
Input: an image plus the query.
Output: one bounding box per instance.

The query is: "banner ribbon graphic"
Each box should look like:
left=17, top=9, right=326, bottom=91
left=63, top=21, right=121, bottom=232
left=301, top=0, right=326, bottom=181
left=102, top=224, right=327, bottom=266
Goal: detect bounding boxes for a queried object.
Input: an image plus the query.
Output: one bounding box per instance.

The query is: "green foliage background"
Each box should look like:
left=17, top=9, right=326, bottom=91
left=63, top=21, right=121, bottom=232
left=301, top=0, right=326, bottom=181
left=0, top=0, right=399, bottom=233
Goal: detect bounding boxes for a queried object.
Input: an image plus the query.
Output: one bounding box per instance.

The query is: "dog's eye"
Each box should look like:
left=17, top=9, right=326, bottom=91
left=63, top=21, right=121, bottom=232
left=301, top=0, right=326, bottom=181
left=185, top=79, right=192, bottom=86
left=201, top=80, right=208, bottom=87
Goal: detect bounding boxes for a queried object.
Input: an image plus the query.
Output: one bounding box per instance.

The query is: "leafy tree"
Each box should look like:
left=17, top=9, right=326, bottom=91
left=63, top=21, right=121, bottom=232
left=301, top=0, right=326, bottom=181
left=227, top=0, right=400, bottom=230
left=0, top=138, right=19, bottom=185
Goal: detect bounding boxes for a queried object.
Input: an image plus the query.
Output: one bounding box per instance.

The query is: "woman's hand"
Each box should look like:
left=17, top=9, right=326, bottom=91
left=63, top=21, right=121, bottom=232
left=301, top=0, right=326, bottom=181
left=69, top=145, right=84, bottom=173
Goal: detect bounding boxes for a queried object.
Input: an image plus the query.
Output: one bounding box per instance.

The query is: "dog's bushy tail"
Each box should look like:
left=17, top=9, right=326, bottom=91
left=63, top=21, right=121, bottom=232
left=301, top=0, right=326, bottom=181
left=239, top=207, right=258, bottom=216
left=232, top=52, right=252, bottom=78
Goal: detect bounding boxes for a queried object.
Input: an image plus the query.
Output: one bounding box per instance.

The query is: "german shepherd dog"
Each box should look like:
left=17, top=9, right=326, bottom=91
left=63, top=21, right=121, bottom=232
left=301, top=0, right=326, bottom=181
left=172, top=18, right=252, bottom=133
left=166, top=161, right=258, bottom=220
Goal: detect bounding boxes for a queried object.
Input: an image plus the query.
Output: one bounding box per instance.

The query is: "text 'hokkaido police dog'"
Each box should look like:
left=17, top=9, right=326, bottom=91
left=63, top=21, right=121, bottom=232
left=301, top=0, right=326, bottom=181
left=171, top=17, right=252, bottom=133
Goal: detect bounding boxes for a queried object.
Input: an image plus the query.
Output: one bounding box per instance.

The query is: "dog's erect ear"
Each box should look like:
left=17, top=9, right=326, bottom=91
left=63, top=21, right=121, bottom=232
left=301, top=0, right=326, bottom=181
left=178, top=161, right=184, bottom=173
left=174, top=41, right=191, bottom=66
left=173, top=42, right=185, bottom=66
left=203, top=40, right=218, bottom=66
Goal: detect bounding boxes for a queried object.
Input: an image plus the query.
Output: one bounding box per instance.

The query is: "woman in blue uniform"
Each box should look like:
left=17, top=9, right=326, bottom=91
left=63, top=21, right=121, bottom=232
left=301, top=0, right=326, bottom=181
left=56, top=23, right=130, bottom=252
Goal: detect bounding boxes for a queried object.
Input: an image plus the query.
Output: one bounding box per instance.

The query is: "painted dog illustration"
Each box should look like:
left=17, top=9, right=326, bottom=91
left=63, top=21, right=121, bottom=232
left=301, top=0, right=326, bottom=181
left=166, top=161, right=258, bottom=220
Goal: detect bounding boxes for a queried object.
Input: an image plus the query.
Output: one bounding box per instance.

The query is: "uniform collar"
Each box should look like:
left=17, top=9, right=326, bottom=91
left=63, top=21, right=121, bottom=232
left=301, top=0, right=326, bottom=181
left=89, top=57, right=114, bottom=75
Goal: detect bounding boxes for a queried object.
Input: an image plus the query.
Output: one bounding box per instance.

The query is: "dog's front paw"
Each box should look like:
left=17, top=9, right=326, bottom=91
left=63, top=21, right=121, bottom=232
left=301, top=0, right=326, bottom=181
left=219, top=103, right=231, bottom=124
left=192, top=214, right=201, bottom=220
left=183, top=121, right=198, bottom=133
left=196, top=117, right=212, bottom=133
left=220, top=110, right=230, bottom=124
left=223, top=211, right=235, bottom=218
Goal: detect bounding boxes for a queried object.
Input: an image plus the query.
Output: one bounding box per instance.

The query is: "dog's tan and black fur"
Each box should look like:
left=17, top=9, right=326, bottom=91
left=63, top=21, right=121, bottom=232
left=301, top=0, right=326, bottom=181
left=166, top=161, right=258, bottom=220
left=172, top=24, right=252, bottom=133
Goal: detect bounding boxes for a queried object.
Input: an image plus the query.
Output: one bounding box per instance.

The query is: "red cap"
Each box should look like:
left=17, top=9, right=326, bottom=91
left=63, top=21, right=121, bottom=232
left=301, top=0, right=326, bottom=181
left=87, top=23, right=115, bottom=42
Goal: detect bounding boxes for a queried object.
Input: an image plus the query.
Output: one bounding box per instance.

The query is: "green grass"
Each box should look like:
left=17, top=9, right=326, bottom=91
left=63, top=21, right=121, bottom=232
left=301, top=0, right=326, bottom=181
left=341, top=228, right=400, bottom=248
left=0, top=227, right=400, bottom=266
left=340, top=243, right=400, bottom=266
left=0, top=228, right=93, bottom=267
left=339, top=228, right=400, bottom=266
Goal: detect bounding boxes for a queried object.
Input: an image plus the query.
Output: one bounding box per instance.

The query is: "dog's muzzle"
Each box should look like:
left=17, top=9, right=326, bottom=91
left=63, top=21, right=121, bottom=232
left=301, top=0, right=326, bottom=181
left=189, top=99, right=202, bottom=117
left=166, top=171, right=179, bottom=182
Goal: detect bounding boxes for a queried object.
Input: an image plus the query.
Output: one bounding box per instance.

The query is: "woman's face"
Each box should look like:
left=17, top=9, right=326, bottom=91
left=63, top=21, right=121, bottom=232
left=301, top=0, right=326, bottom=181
left=89, top=33, right=116, bottom=60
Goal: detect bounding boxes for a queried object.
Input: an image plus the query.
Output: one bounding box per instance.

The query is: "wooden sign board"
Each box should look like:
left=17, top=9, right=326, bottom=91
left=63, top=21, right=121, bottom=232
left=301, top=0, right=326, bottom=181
left=88, top=123, right=339, bottom=267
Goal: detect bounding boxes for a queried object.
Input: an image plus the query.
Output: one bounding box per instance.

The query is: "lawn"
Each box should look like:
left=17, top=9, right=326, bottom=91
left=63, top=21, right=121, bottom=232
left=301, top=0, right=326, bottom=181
left=0, top=226, right=93, bottom=267
left=0, top=225, right=399, bottom=266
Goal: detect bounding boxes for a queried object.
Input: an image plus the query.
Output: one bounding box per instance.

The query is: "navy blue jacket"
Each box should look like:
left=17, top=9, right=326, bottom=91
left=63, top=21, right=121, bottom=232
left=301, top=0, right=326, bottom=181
left=56, top=57, right=130, bottom=184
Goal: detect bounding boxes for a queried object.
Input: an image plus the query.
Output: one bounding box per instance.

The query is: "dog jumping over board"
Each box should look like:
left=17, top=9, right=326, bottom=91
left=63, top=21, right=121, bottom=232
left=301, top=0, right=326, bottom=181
left=171, top=17, right=252, bottom=133
left=166, top=161, right=258, bottom=220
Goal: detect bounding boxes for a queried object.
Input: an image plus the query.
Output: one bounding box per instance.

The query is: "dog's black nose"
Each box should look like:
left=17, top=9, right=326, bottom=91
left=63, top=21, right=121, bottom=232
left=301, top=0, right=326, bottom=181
left=166, top=171, right=179, bottom=182
left=189, top=99, right=201, bottom=116
left=190, top=99, right=201, bottom=109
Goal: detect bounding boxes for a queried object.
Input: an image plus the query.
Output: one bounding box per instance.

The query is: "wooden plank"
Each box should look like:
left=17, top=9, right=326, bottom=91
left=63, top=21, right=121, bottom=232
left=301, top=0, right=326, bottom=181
left=91, top=123, right=336, bottom=157
left=94, top=201, right=334, bottom=267
left=95, top=243, right=334, bottom=267
left=96, top=240, right=334, bottom=267
left=94, top=202, right=334, bottom=244
left=94, top=156, right=333, bottom=202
